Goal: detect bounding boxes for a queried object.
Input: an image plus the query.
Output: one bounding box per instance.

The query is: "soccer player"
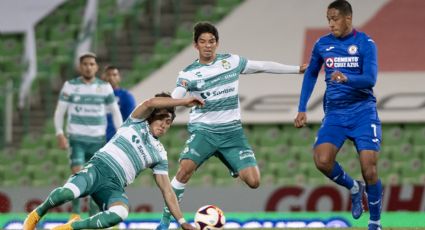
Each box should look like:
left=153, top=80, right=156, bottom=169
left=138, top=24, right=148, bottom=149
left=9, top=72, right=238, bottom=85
left=102, top=65, right=136, bottom=142
left=293, top=1, right=382, bottom=229
left=156, top=21, right=307, bottom=230
left=23, top=92, right=203, bottom=230
left=54, top=53, right=123, bottom=218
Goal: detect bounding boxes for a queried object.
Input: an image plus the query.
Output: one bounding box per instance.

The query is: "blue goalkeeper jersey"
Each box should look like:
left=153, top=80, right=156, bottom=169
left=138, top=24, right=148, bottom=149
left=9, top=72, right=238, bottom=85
left=298, top=29, right=378, bottom=115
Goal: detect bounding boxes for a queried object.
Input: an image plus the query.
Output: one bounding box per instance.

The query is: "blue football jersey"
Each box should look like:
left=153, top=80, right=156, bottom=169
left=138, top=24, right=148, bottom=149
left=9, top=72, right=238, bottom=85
left=299, top=29, right=378, bottom=115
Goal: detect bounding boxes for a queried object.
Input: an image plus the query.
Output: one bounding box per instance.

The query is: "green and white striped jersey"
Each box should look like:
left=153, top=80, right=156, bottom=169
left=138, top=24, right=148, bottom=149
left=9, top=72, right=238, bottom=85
left=59, top=77, right=115, bottom=142
left=94, top=117, right=168, bottom=186
left=176, top=53, right=247, bottom=133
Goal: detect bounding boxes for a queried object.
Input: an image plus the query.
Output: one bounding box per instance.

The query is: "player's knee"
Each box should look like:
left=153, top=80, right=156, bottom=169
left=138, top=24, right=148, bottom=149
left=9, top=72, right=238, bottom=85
left=109, top=205, right=128, bottom=223
left=247, top=179, right=260, bottom=189
left=314, top=159, right=332, bottom=173
left=176, top=160, right=196, bottom=183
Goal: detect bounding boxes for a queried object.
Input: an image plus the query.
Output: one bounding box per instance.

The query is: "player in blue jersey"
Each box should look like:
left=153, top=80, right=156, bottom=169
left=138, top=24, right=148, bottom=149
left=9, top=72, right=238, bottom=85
left=23, top=92, right=202, bottom=230
left=294, top=1, right=382, bottom=230
left=102, top=65, right=136, bottom=141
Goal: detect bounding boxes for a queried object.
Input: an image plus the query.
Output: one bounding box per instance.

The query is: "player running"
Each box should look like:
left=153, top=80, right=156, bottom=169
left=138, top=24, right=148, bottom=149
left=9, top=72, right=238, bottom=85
left=294, top=1, right=383, bottom=230
left=156, top=21, right=306, bottom=230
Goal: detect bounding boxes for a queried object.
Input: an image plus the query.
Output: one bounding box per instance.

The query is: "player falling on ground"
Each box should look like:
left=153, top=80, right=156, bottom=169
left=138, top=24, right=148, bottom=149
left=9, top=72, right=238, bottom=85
left=294, top=1, right=383, bottom=230
left=156, top=21, right=306, bottom=230
left=23, top=92, right=203, bottom=230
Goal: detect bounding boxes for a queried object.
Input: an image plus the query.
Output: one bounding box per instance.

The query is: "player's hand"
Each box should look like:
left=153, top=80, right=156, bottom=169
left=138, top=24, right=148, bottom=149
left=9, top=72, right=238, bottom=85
left=57, top=134, right=69, bottom=150
left=181, top=222, right=197, bottom=230
left=294, top=112, right=307, bottom=128
left=331, top=71, right=347, bottom=83
left=185, top=97, right=205, bottom=108
left=299, top=64, right=308, bottom=73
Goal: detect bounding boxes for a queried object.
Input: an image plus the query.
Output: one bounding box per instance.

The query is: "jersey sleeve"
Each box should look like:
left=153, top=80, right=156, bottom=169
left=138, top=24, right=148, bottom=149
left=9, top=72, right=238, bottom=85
left=344, top=37, right=378, bottom=89
left=152, top=159, right=169, bottom=175
left=104, top=84, right=116, bottom=105
left=176, top=71, right=192, bottom=91
left=120, top=91, right=136, bottom=120
left=58, top=81, right=72, bottom=103
left=237, top=55, right=248, bottom=73
left=298, top=41, right=323, bottom=112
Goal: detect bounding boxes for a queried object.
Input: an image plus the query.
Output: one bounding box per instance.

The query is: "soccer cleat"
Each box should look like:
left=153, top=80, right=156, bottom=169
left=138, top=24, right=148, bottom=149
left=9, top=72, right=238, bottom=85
left=155, top=220, right=171, bottom=230
left=351, top=180, right=365, bottom=219
left=23, top=210, right=41, bottom=230
left=52, top=215, right=81, bottom=230
left=68, top=213, right=81, bottom=221
left=368, top=223, right=382, bottom=230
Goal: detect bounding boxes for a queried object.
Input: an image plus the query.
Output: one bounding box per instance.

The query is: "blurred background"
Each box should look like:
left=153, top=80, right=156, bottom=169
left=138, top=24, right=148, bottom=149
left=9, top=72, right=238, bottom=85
left=0, top=0, right=424, bottom=228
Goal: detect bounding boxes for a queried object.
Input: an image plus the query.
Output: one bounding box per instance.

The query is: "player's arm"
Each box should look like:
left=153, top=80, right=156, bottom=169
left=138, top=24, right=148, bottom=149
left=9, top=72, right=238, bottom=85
left=172, top=75, right=190, bottom=99
left=54, top=82, right=70, bottom=150
left=105, top=85, right=123, bottom=129
left=121, top=92, right=136, bottom=120
left=130, top=96, right=204, bottom=120
left=242, top=60, right=306, bottom=74
left=109, top=102, right=123, bottom=129
left=294, top=42, right=323, bottom=128
left=331, top=39, right=378, bottom=88
left=154, top=174, right=195, bottom=230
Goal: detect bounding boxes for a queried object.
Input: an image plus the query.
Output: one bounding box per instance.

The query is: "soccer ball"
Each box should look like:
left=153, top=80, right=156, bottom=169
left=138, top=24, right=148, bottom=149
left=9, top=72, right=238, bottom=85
left=194, top=205, right=226, bottom=230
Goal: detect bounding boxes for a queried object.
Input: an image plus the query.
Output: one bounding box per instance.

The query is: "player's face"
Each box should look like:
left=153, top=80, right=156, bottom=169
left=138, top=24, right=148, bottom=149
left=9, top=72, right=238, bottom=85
left=105, top=69, right=121, bottom=88
left=195, top=32, right=218, bottom=64
left=79, top=57, right=98, bottom=79
left=149, top=114, right=173, bottom=138
left=327, top=8, right=352, bottom=38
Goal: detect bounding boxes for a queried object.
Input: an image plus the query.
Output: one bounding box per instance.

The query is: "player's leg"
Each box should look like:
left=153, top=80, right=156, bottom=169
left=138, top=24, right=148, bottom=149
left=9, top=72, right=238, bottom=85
left=217, top=127, right=259, bottom=189
left=23, top=162, right=96, bottom=230
left=157, top=131, right=216, bottom=230
left=314, top=123, right=364, bottom=219
left=85, top=142, right=104, bottom=216
left=352, top=111, right=382, bottom=230
left=69, top=139, right=86, bottom=218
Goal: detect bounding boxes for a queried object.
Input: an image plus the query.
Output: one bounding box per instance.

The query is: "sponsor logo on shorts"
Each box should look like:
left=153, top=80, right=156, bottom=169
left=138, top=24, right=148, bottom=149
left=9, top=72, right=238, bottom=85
left=239, top=150, right=254, bottom=160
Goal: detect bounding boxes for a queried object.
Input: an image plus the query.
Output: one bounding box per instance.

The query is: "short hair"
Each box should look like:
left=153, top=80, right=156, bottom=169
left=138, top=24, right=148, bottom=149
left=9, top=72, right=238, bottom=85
left=79, top=52, right=97, bottom=63
left=104, top=65, right=119, bottom=72
left=193, top=21, right=219, bottom=43
left=328, top=0, right=352, bottom=16
left=147, top=92, right=176, bottom=124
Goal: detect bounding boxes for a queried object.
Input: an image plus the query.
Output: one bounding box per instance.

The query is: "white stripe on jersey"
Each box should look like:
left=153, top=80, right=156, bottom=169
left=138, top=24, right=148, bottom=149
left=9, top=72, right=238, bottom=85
left=67, top=124, right=108, bottom=137
left=101, top=143, right=137, bottom=184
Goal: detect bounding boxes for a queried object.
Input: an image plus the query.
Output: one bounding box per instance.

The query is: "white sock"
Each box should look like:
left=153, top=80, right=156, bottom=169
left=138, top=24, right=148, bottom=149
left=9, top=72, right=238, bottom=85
left=350, top=180, right=359, bottom=194
left=171, top=177, right=186, bottom=190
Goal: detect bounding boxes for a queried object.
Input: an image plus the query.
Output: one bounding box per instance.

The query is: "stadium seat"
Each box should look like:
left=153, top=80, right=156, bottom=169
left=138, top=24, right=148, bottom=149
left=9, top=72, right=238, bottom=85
left=382, top=124, right=409, bottom=146
left=405, top=124, right=425, bottom=146
left=254, top=125, right=286, bottom=147
left=284, top=125, right=315, bottom=147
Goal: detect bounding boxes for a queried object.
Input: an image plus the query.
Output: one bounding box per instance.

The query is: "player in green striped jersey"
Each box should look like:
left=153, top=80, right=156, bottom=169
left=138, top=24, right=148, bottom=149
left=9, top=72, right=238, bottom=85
left=23, top=92, right=203, bottom=230
left=157, top=22, right=307, bottom=230
left=54, top=52, right=123, bottom=218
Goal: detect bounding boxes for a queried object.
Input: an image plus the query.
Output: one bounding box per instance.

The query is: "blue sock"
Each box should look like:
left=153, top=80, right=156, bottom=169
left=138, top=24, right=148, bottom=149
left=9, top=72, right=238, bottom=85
left=328, top=162, right=354, bottom=190
left=366, top=180, right=382, bottom=221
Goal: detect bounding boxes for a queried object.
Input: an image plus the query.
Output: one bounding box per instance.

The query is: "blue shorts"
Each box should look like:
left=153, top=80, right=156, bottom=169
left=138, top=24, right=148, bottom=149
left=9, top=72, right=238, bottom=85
left=315, top=108, right=381, bottom=152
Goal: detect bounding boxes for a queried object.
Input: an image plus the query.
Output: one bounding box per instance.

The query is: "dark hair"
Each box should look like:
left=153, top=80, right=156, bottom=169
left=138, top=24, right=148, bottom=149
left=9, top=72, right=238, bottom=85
left=147, top=92, right=176, bottom=124
left=79, top=52, right=97, bottom=63
left=104, top=65, right=119, bottom=72
left=193, top=21, right=219, bottom=43
left=328, top=0, right=352, bottom=16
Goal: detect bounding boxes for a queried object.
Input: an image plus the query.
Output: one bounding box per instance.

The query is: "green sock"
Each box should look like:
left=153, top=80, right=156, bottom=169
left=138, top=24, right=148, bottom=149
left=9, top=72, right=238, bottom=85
left=36, top=187, right=74, bottom=217
left=160, top=187, right=185, bottom=223
left=89, top=197, right=99, bottom=216
left=71, top=211, right=122, bottom=229
left=71, top=198, right=80, bottom=214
